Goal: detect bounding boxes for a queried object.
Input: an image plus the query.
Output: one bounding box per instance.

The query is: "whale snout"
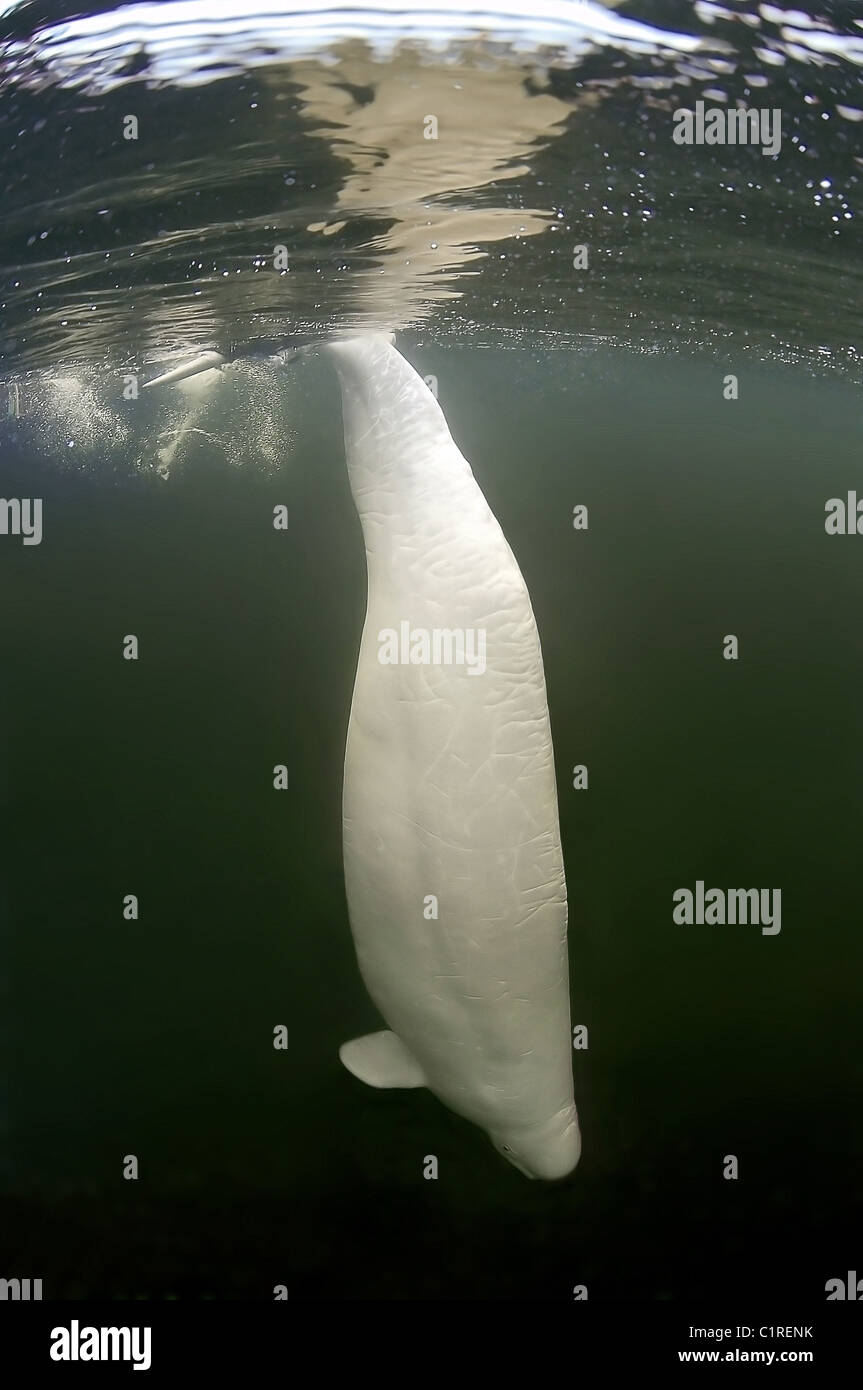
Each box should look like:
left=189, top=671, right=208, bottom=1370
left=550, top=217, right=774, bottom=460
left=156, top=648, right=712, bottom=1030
left=492, top=1106, right=581, bottom=1181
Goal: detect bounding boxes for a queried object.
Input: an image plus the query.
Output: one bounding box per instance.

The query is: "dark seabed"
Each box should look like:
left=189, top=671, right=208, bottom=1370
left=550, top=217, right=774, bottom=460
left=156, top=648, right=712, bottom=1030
left=1, top=0, right=862, bottom=1302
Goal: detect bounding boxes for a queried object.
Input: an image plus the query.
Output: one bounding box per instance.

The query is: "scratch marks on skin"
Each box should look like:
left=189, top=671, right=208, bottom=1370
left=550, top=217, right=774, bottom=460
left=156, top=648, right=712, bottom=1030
left=390, top=808, right=465, bottom=850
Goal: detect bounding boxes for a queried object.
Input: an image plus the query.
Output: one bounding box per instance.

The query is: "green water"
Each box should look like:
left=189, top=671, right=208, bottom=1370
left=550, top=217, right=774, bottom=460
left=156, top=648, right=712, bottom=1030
left=2, top=345, right=861, bottom=1298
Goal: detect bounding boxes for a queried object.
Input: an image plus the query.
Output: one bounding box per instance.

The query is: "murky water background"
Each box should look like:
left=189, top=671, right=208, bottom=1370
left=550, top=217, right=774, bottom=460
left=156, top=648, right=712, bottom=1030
left=1, top=1, right=862, bottom=1299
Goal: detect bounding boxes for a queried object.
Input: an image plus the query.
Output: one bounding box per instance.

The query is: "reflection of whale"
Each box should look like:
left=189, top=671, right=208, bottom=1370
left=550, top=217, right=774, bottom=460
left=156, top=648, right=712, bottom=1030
left=329, top=336, right=578, bottom=1179
left=3, top=2, right=706, bottom=374
left=293, top=52, right=578, bottom=324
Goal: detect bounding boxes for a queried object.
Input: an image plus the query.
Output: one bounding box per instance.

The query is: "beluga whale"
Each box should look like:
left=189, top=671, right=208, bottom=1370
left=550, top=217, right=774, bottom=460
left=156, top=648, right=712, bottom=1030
left=328, top=335, right=579, bottom=1180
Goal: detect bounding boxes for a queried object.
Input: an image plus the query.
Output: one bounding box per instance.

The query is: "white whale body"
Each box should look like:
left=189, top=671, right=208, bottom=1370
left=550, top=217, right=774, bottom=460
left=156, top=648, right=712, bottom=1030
left=329, top=335, right=579, bottom=1180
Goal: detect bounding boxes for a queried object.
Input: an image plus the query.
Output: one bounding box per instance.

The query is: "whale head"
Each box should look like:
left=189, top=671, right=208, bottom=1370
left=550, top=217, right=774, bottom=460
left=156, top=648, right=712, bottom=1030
left=490, top=1106, right=581, bottom=1181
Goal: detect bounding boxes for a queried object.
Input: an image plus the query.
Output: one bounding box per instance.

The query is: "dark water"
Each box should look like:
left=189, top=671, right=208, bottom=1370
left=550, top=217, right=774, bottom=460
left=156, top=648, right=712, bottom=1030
left=1, top=2, right=862, bottom=1302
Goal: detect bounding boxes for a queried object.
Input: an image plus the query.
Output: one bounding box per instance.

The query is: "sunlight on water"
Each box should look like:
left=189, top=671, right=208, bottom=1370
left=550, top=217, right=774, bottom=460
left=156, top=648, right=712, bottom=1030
left=1, top=0, right=860, bottom=386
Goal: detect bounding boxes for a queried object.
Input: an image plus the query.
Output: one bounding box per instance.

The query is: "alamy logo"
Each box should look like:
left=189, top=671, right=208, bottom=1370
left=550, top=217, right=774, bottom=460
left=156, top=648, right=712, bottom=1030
left=825, top=1271, right=863, bottom=1300
left=378, top=621, right=487, bottom=676
left=825, top=492, right=863, bottom=534
left=673, top=881, right=781, bottom=935
left=50, top=1320, right=152, bottom=1371
left=673, top=101, right=782, bottom=156
left=0, top=1277, right=42, bottom=1300
left=0, top=497, right=42, bottom=545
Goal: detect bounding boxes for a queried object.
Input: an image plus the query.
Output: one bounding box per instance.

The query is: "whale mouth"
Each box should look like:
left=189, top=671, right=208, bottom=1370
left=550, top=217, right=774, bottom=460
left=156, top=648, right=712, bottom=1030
left=505, top=1154, right=538, bottom=1180
left=491, top=1105, right=581, bottom=1181
left=491, top=1138, right=538, bottom=1180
